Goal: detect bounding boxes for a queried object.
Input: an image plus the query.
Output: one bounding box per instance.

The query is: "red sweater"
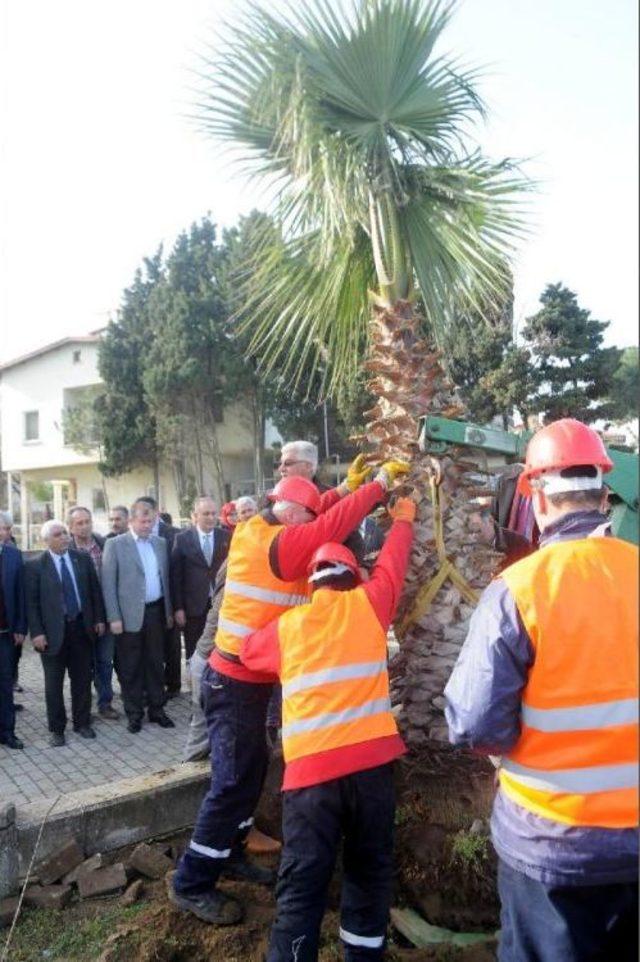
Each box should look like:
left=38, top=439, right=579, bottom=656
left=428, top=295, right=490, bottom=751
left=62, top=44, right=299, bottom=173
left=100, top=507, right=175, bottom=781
left=210, top=480, right=386, bottom=683
left=241, top=521, right=412, bottom=789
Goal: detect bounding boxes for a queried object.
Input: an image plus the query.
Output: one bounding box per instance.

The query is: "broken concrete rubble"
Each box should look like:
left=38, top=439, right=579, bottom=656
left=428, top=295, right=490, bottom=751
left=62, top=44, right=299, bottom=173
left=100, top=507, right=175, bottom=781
left=119, top=878, right=144, bottom=906
left=35, top=836, right=84, bottom=885
left=24, top=883, right=72, bottom=910
left=77, top=863, right=128, bottom=899
left=128, top=842, right=174, bottom=879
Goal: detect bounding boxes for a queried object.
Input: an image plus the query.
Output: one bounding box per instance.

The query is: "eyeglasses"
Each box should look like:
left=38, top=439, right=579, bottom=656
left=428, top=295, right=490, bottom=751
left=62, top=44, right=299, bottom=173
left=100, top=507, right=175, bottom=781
left=278, top=459, right=308, bottom=469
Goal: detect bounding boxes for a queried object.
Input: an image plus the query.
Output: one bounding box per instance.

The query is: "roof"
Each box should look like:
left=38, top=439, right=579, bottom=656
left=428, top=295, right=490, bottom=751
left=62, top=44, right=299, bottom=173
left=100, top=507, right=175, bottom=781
left=0, top=335, right=102, bottom=373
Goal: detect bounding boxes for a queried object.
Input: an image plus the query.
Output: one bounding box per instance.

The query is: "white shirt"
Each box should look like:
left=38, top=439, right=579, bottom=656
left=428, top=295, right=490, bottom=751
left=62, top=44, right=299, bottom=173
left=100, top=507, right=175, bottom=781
left=131, top=532, right=162, bottom=603
left=48, top=550, right=82, bottom=608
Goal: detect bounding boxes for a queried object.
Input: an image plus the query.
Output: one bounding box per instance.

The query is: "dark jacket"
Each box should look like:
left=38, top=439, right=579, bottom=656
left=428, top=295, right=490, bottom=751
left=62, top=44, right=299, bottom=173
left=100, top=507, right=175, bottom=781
left=25, top=549, right=106, bottom=656
left=0, top=543, right=27, bottom=635
left=157, top=519, right=178, bottom=553
left=170, top=526, right=231, bottom=617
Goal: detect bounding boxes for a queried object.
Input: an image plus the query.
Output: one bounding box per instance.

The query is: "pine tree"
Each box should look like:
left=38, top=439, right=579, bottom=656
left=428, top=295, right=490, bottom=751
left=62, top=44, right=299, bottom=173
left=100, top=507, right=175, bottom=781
left=523, top=283, right=621, bottom=423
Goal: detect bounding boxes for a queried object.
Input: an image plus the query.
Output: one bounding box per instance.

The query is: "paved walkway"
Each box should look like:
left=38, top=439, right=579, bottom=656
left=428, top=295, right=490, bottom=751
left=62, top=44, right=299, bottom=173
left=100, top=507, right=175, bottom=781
left=1, top=644, right=195, bottom=813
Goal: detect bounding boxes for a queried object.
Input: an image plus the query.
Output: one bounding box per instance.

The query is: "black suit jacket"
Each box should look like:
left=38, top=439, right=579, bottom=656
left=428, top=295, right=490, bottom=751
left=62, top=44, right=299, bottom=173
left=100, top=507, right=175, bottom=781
left=170, top=526, right=231, bottom=617
left=157, top=519, right=178, bottom=553
left=25, top=549, right=106, bottom=656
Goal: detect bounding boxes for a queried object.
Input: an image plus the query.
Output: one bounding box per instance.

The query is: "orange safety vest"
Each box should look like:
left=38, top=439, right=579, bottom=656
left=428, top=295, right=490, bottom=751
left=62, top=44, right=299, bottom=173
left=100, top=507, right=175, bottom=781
left=215, top=515, right=310, bottom=658
left=500, top=536, right=639, bottom=829
left=277, top=587, right=399, bottom=763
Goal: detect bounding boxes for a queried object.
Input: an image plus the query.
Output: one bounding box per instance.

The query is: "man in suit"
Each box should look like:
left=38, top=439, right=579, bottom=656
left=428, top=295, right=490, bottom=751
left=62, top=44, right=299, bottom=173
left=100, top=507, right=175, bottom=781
left=68, top=506, right=118, bottom=720
left=0, top=529, right=27, bottom=749
left=106, top=505, right=129, bottom=539
left=25, top=520, right=105, bottom=747
left=171, top=497, right=230, bottom=670
left=0, top=511, right=24, bottom=711
left=101, top=500, right=174, bottom=733
left=136, top=496, right=182, bottom=696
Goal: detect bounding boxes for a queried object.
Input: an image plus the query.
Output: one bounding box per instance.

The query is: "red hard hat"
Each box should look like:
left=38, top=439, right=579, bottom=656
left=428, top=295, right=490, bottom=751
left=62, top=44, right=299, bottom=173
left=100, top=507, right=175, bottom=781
left=307, top=542, right=360, bottom=580
left=267, top=476, right=321, bottom=515
left=518, top=418, right=613, bottom=496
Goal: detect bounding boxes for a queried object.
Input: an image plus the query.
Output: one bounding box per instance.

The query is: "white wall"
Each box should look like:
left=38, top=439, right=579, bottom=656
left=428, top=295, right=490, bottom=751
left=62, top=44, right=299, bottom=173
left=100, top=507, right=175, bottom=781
left=1, top=340, right=101, bottom=472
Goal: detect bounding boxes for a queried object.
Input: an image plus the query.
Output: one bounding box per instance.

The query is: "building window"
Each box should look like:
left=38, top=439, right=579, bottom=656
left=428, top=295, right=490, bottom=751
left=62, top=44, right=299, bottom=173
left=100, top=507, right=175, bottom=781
left=92, top=488, right=107, bottom=512
left=72, top=349, right=82, bottom=363
left=24, top=410, right=39, bottom=442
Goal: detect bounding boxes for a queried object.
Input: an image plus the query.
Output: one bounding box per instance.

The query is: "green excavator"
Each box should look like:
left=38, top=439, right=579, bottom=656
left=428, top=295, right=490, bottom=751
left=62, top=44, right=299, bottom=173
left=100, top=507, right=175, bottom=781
left=419, top=415, right=638, bottom=546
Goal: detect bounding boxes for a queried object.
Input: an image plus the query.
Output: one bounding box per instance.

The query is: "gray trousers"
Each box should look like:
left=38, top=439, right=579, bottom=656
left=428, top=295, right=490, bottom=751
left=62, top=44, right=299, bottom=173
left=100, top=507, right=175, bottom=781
left=182, top=652, right=210, bottom=762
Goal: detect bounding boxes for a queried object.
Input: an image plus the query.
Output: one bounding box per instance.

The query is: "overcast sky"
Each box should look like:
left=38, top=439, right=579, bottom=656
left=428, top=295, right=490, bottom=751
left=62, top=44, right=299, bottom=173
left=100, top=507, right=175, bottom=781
left=1, top=0, right=637, bottom=365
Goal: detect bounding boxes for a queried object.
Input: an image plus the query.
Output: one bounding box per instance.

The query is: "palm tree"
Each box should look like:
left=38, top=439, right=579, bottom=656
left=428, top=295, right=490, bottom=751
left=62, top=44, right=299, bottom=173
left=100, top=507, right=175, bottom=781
left=197, top=0, right=527, bottom=747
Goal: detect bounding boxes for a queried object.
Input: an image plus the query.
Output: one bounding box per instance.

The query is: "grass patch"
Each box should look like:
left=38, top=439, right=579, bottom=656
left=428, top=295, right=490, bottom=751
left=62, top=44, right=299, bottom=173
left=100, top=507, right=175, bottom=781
left=2, top=902, right=146, bottom=962
left=449, top=829, right=489, bottom=878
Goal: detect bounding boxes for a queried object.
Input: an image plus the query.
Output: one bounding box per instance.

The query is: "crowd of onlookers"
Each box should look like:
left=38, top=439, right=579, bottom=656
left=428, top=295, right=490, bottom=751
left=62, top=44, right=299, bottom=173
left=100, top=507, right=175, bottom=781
left=0, top=439, right=384, bottom=755
left=0, top=492, right=258, bottom=751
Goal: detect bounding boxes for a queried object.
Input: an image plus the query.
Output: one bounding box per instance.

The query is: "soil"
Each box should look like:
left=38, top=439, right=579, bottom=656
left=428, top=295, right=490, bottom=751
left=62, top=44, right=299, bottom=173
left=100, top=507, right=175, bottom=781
left=6, top=749, right=499, bottom=962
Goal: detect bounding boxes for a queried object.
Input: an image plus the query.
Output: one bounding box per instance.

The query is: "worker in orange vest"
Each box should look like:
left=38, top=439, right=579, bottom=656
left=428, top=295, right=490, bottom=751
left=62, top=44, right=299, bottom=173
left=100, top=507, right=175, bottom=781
left=445, top=419, right=639, bottom=962
left=171, top=458, right=409, bottom=925
left=240, top=496, right=415, bottom=961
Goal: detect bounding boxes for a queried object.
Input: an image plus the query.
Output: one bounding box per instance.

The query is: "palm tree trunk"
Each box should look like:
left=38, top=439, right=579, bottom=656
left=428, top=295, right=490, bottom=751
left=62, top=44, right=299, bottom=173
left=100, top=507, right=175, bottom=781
left=360, top=302, right=501, bottom=747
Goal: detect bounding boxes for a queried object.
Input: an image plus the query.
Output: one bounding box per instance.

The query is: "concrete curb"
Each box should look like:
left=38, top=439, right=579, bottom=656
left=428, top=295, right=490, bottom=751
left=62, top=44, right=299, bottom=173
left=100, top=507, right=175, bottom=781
left=14, top=762, right=209, bottom=880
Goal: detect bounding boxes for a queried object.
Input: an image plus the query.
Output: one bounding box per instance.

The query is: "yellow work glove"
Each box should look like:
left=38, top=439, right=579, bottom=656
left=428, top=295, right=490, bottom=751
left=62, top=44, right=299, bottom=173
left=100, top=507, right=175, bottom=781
left=388, top=497, right=416, bottom=523
left=374, top=459, right=411, bottom=490
left=345, top=453, right=373, bottom=492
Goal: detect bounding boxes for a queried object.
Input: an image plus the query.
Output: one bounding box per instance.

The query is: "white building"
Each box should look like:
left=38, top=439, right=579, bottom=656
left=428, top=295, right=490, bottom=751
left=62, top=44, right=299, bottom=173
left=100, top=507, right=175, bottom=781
left=1, top=335, right=275, bottom=547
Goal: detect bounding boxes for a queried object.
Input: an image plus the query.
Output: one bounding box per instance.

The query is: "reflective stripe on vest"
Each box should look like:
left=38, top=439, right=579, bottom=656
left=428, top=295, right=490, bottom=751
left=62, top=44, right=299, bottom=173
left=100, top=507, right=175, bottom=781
left=282, top=660, right=388, bottom=698
left=521, top=698, right=639, bottom=733
left=214, top=515, right=310, bottom=658
left=278, top=587, right=399, bottom=763
left=282, top=697, right=393, bottom=738
left=217, top=616, right=253, bottom=639
left=225, top=579, right=308, bottom=608
left=501, top=759, right=638, bottom=794
left=500, top=536, right=639, bottom=829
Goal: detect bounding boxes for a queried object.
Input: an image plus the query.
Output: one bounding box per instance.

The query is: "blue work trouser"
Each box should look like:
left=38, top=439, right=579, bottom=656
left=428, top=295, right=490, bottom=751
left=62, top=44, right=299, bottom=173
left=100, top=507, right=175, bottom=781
left=92, top=631, right=115, bottom=709
left=268, top=764, right=396, bottom=962
left=173, top=666, right=273, bottom=895
left=497, top=859, right=639, bottom=962
left=0, top=631, right=16, bottom=740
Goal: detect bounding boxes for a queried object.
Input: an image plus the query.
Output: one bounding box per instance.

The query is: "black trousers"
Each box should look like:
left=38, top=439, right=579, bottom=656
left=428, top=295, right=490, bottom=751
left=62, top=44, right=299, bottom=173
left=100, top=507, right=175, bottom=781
left=183, top=604, right=210, bottom=662
left=174, top=666, right=273, bottom=895
left=268, top=764, right=396, bottom=962
left=498, top=860, right=639, bottom=962
left=164, top=624, right=182, bottom=693
left=116, top=601, right=166, bottom=723
left=40, top=617, right=92, bottom=734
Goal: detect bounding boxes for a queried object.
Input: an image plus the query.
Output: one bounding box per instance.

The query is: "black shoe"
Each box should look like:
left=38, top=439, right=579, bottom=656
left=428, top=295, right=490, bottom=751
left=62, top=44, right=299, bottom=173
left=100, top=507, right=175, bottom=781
left=221, top=854, right=276, bottom=886
left=168, top=879, right=243, bottom=925
left=75, top=726, right=97, bottom=739
left=13, top=703, right=24, bottom=712
left=127, top=720, right=142, bottom=734
left=1, top=735, right=24, bottom=750
left=148, top=712, right=175, bottom=729
left=49, top=732, right=65, bottom=747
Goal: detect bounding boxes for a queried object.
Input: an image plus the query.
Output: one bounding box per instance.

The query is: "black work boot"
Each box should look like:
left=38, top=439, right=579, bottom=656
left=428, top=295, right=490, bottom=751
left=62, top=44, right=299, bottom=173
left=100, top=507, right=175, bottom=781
left=221, top=853, right=277, bottom=886
left=167, top=873, right=243, bottom=925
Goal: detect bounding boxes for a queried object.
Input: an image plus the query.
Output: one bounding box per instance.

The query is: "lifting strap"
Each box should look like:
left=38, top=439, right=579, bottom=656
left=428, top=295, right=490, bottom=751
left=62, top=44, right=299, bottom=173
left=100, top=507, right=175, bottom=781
left=397, top=472, right=479, bottom=640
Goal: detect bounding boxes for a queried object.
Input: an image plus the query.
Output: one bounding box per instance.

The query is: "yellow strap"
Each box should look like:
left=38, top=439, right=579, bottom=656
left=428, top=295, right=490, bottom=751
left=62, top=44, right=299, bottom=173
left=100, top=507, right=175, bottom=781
left=397, top=475, right=479, bottom=640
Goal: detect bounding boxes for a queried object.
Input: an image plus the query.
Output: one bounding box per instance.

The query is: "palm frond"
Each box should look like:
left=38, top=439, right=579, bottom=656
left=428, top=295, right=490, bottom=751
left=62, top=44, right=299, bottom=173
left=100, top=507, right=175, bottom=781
left=195, top=0, right=531, bottom=394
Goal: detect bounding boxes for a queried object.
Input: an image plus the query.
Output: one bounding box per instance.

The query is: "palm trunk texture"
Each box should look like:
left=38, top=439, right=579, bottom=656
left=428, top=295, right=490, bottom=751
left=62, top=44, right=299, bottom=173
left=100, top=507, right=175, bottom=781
left=359, top=301, right=502, bottom=747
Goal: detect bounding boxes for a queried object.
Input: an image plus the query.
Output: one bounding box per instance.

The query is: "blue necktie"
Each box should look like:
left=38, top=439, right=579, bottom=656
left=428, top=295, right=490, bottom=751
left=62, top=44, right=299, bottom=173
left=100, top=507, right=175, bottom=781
left=203, top=533, right=213, bottom=565
left=60, top=556, right=80, bottom=618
